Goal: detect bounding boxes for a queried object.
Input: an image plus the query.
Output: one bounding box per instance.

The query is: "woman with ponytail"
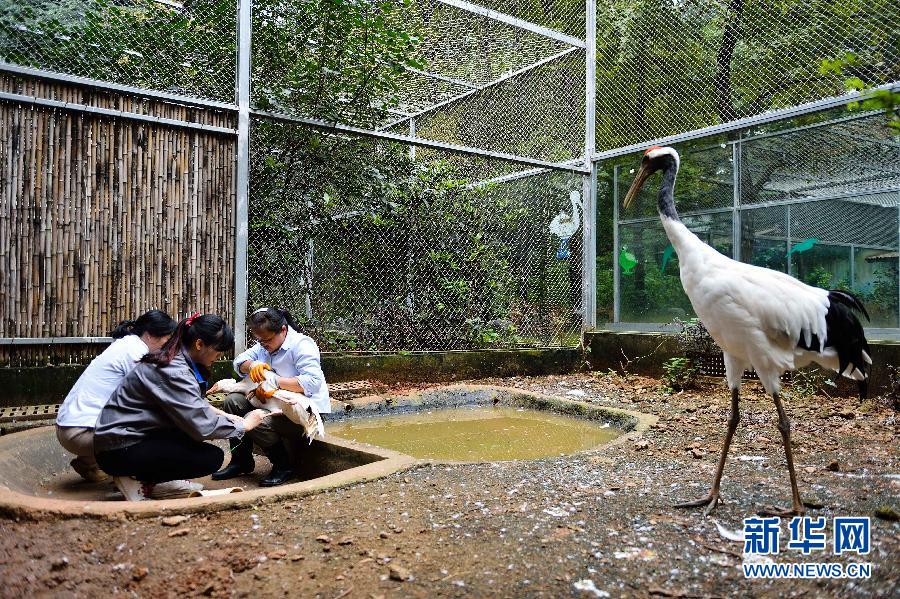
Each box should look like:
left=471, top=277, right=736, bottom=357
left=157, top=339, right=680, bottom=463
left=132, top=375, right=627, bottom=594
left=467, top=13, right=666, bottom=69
left=93, top=313, right=269, bottom=501
left=56, top=309, right=176, bottom=483
left=212, top=307, right=330, bottom=487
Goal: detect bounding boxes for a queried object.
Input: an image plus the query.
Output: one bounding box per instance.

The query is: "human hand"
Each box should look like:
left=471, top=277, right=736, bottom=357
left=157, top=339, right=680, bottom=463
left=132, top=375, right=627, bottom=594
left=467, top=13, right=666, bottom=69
left=249, top=361, right=272, bottom=383
left=207, top=380, right=222, bottom=395
left=255, top=385, right=276, bottom=402
left=242, top=409, right=271, bottom=431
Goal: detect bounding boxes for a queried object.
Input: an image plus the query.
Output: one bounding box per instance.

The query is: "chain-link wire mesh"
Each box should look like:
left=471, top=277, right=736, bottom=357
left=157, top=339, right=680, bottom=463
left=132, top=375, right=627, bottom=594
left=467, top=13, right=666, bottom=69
left=2, top=0, right=898, bottom=359
left=0, top=0, right=237, bottom=102
left=595, top=0, right=899, bottom=151
left=248, top=116, right=584, bottom=351
left=608, top=108, right=899, bottom=328
left=463, top=0, right=586, bottom=38
left=249, top=0, right=585, bottom=166
left=740, top=113, right=900, bottom=204
left=397, top=49, right=586, bottom=165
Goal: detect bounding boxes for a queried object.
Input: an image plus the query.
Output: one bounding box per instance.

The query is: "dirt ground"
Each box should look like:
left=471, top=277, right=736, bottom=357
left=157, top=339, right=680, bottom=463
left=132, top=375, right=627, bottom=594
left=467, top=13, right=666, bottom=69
left=0, top=372, right=897, bottom=598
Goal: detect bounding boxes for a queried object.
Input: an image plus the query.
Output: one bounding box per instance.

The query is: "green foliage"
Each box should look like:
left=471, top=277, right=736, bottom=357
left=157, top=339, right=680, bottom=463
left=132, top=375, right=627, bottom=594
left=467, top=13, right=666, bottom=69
left=248, top=122, right=569, bottom=351
left=672, top=318, right=718, bottom=356
left=251, top=0, right=422, bottom=125
left=788, top=368, right=836, bottom=400
left=822, top=51, right=900, bottom=131
left=802, top=265, right=834, bottom=289
left=595, top=0, right=898, bottom=147
left=661, top=356, right=699, bottom=393
left=1, top=0, right=237, bottom=100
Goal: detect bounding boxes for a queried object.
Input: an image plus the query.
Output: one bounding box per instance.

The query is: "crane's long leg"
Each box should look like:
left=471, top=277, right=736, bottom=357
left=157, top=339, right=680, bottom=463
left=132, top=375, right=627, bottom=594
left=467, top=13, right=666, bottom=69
left=758, top=392, right=806, bottom=518
left=675, top=388, right=740, bottom=516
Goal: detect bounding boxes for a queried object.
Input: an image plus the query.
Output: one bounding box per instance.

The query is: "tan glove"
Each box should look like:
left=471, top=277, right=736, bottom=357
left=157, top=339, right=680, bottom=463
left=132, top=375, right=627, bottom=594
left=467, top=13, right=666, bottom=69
left=248, top=361, right=272, bottom=383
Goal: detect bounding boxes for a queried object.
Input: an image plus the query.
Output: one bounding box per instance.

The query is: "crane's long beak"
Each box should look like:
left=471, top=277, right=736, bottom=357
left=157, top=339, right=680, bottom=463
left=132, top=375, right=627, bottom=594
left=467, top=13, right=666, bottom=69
left=623, top=163, right=651, bottom=210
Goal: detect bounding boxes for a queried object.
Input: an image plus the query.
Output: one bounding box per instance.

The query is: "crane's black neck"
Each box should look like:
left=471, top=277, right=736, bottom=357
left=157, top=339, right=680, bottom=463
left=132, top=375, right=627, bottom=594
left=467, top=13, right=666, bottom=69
left=656, top=157, right=680, bottom=221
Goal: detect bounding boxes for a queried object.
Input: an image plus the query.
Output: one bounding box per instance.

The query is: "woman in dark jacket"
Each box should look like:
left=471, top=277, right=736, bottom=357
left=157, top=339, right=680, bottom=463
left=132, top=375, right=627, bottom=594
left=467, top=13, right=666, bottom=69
left=94, top=313, right=267, bottom=501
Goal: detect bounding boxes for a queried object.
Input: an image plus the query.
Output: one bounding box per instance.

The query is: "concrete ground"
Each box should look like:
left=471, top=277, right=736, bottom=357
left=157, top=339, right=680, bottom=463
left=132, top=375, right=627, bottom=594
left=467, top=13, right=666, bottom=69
left=0, top=372, right=897, bottom=598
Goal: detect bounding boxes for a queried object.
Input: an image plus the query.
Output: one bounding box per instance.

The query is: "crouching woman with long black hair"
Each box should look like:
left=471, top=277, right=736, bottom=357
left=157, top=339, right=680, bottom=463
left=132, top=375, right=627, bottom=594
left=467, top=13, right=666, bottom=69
left=94, top=314, right=268, bottom=501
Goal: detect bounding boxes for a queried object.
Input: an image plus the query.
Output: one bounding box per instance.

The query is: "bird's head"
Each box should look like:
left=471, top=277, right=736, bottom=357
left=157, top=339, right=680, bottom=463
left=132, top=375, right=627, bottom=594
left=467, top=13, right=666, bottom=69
left=623, top=146, right=680, bottom=209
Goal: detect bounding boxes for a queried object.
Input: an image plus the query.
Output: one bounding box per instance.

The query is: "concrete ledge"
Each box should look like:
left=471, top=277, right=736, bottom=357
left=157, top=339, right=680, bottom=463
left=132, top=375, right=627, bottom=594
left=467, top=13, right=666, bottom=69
left=0, top=348, right=581, bottom=408
left=0, top=426, right=415, bottom=520
left=585, top=330, right=900, bottom=395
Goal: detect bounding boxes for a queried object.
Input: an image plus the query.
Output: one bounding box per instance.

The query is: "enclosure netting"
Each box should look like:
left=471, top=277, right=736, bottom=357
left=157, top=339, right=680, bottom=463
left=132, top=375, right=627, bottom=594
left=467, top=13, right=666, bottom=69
left=247, top=118, right=584, bottom=351
left=0, top=0, right=898, bottom=351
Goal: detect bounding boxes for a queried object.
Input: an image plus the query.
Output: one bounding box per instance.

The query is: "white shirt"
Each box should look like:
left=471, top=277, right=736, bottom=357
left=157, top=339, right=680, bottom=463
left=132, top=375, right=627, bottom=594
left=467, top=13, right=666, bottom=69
left=233, top=327, right=331, bottom=414
left=56, top=335, right=149, bottom=428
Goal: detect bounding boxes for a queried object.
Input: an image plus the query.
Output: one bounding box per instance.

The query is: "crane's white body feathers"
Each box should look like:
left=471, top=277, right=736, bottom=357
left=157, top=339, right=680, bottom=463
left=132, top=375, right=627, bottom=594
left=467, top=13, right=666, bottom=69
left=662, top=217, right=840, bottom=395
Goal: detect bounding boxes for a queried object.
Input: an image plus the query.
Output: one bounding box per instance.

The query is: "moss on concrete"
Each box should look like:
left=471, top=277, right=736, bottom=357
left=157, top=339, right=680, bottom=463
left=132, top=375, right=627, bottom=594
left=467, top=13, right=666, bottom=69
left=327, top=384, right=652, bottom=434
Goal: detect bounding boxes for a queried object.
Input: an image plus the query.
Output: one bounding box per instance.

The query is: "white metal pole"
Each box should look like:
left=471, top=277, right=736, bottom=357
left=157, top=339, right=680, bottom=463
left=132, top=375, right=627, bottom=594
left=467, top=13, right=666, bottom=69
left=613, top=165, right=620, bottom=323
left=582, top=0, right=597, bottom=331
left=786, top=204, right=792, bottom=276
left=234, top=0, right=252, bottom=354
left=732, top=136, right=741, bottom=261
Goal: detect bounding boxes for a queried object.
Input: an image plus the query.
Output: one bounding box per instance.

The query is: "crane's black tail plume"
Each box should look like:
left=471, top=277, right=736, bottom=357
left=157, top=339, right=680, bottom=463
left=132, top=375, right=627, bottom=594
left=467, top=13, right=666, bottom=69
left=826, top=290, right=871, bottom=400
left=796, top=290, right=871, bottom=399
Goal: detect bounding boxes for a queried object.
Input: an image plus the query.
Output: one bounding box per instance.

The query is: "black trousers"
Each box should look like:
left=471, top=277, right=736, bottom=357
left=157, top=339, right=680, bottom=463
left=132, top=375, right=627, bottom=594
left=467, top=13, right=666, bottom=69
left=96, top=430, right=225, bottom=484
left=222, top=392, right=305, bottom=449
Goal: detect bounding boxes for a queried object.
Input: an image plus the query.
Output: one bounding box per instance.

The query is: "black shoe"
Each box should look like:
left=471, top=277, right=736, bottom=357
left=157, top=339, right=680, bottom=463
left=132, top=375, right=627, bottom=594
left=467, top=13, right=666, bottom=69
left=212, top=459, right=254, bottom=481
left=260, top=465, right=296, bottom=487
left=259, top=443, right=295, bottom=487
left=212, top=438, right=254, bottom=481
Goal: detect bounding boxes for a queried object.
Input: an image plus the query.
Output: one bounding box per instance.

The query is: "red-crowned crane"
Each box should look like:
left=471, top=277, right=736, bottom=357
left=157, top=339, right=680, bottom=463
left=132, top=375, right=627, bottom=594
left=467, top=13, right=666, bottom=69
left=624, top=146, right=872, bottom=517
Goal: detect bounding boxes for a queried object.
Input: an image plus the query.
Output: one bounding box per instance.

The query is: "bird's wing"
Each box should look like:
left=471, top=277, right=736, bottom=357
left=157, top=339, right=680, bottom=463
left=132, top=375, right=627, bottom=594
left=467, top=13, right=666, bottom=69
left=271, top=390, right=326, bottom=440
left=211, top=378, right=256, bottom=394
left=686, top=257, right=830, bottom=356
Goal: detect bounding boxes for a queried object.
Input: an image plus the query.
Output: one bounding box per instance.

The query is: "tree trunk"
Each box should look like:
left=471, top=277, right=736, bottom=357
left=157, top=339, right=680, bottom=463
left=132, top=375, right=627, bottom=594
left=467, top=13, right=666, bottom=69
left=714, top=0, right=744, bottom=124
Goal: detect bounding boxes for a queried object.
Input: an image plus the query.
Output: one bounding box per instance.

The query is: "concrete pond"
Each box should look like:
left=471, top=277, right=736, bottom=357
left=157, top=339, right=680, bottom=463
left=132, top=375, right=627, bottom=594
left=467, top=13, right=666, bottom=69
left=0, top=385, right=653, bottom=518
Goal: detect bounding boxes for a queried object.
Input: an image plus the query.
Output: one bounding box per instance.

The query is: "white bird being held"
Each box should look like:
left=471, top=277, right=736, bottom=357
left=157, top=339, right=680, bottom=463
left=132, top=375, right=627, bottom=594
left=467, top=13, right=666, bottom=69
left=624, top=145, right=872, bottom=518
left=211, top=377, right=325, bottom=442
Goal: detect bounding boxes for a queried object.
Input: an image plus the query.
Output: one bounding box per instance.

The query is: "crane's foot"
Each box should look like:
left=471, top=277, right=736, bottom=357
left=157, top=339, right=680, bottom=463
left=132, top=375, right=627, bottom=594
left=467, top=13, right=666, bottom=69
left=674, top=493, right=720, bottom=516
left=757, top=504, right=805, bottom=518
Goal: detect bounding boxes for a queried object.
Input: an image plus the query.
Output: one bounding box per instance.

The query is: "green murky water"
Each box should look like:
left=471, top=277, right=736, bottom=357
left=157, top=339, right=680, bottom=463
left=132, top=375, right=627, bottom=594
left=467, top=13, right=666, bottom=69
left=328, top=406, right=623, bottom=461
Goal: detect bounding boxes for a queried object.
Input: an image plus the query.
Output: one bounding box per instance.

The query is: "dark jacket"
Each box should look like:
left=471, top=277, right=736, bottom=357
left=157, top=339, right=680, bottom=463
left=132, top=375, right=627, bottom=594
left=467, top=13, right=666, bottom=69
left=94, top=349, right=244, bottom=453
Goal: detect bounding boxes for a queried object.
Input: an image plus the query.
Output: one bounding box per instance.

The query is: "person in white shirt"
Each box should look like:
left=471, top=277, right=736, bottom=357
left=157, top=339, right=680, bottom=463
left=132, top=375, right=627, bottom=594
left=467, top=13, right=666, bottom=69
left=212, top=307, right=330, bottom=486
left=56, top=310, right=176, bottom=482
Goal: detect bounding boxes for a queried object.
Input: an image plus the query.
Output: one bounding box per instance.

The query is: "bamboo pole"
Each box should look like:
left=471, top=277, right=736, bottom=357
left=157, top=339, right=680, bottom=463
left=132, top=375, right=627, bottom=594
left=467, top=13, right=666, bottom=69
left=0, top=92, right=11, bottom=336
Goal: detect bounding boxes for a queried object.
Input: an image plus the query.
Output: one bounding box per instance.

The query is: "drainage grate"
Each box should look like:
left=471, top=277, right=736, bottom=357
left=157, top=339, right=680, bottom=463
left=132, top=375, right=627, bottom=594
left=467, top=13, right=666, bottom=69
left=693, top=354, right=791, bottom=382
left=0, top=404, right=60, bottom=424
left=329, top=380, right=374, bottom=398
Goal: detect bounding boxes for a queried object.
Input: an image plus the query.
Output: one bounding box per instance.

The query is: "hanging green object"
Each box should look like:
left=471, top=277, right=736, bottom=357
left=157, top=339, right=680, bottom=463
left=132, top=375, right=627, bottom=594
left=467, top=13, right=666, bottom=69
left=787, top=238, right=818, bottom=256
left=619, top=247, right=638, bottom=275
left=660, top=244, right=675, bottom=273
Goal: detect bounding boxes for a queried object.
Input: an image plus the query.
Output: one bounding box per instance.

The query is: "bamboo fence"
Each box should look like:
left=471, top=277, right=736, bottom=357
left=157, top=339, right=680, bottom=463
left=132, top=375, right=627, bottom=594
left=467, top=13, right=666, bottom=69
left=0, top=74, right=237, bottom=366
